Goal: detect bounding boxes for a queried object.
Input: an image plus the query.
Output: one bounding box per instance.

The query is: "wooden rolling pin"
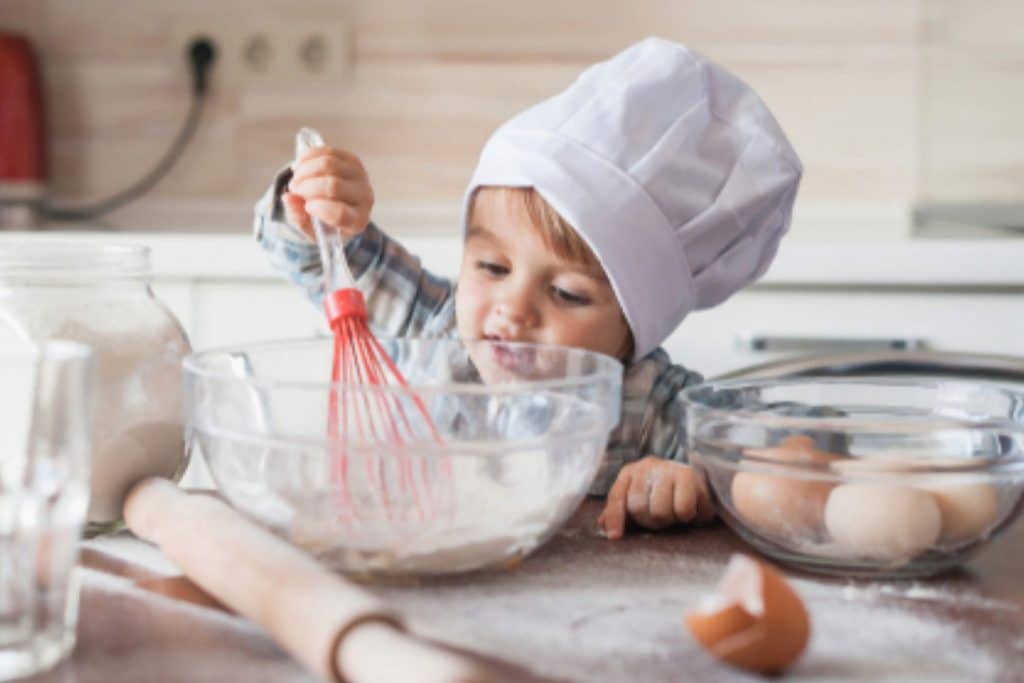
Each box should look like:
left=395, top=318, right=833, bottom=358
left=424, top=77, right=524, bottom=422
left=123, top=478, right=546, bottom=683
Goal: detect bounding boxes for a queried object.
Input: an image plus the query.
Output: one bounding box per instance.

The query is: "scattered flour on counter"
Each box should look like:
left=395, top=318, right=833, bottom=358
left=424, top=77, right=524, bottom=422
left=799, top=601, right=1000, bottom=682
left=382, top=558, right=1007, bottom=683
left=833, top=580, right=1020, bottom=612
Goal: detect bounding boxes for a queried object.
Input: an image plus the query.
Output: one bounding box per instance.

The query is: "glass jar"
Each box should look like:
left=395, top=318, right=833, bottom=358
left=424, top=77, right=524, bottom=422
left=0, top=242, right=191, bottom=535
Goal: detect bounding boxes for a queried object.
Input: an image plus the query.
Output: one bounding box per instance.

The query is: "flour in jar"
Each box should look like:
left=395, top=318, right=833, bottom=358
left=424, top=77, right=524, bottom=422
left=2, top=294, right=190, bottom=525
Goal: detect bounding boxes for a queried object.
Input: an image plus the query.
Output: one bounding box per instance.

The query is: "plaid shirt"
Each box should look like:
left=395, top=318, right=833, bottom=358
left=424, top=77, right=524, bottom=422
left=254, top=175, right=704, bottom=494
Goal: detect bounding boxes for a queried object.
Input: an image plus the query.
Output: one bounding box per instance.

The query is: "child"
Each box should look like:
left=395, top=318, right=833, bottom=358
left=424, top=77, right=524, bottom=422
left=253, top=37, right=802, bottom=539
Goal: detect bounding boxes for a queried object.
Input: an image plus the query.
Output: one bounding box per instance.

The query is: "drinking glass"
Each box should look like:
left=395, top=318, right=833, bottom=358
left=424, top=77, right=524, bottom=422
left=1, top=341, right=92, bottom=680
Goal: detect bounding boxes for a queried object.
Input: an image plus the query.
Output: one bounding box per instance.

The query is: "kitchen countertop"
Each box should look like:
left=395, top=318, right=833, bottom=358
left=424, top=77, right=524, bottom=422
left=31, top=500, right=1024, bottom=683
left=6, top=229, right=1024, bottom=287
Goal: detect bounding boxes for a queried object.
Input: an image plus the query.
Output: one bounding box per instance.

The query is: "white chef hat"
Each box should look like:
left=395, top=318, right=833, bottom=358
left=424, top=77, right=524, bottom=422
left=463, top=37, right=802, bottom=361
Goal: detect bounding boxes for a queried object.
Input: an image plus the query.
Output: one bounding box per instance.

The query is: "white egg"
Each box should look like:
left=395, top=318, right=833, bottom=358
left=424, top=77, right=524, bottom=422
left=830, top=458, right=1001, bottom=547
left=918, top=483, right=1000, bottom=545
left=824, top=484, right=942, bottom=561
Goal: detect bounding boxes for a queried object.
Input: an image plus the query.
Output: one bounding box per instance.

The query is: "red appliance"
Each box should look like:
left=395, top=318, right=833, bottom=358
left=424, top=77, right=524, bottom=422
left=0, top=32, right=46, bottom=228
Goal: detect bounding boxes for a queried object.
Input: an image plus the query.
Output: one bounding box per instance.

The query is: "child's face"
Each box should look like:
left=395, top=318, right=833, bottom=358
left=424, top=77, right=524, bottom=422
left=455, top=189, right=630, bottom=376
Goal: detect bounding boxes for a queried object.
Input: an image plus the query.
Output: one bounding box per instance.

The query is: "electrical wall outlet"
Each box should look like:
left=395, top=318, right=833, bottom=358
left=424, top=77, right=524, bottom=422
left=171, top=19, right=351, bottom=89
left=240, top=20, right=351, bottom=82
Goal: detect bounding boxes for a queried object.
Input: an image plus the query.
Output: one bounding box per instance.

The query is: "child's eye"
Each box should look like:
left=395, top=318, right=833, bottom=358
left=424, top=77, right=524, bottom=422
left=551, top=286, right=591, bottom=306
left=476, top=260, right=508, bottom=276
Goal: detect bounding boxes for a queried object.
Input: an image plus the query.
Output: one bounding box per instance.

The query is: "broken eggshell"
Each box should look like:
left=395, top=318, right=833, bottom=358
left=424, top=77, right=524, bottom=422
left=685, top=553, right=810, bottom=674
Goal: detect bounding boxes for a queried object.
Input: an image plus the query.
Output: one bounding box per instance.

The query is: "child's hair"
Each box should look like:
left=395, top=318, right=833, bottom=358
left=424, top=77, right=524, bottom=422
left=501, top=187, right=602, bottom=273
left=493, top=186, right=635, bottom=360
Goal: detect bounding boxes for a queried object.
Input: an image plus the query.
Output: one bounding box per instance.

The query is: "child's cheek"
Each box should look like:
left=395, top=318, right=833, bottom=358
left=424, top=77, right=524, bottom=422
left=570, top=314, right=630, bottom=358
left=453, top=281, right=481, bottom=339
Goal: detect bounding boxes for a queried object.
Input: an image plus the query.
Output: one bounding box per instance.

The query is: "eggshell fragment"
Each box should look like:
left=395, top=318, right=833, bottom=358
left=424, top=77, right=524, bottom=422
left=824, top=484, right=942, bottom=561
left=685, top=554, right=810, bottom=674
left=731, top=436, right=838, bottom=539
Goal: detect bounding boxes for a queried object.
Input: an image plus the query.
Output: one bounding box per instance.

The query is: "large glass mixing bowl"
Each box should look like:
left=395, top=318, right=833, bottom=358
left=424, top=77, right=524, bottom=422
left=183, top=337, right=622, bottom=578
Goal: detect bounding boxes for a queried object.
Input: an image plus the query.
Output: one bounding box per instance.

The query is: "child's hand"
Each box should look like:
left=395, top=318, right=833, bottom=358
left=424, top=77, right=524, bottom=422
left=598, top=457, right=714, bottom=540
left=283, top=147, right=375, bottom=242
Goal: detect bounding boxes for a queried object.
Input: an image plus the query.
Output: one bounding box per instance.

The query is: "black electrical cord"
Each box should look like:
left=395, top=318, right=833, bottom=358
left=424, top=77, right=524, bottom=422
left=43, top=37, right=217, bottom=222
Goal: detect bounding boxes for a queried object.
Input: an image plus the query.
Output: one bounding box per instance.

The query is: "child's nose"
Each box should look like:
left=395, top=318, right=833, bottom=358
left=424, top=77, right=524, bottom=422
left=495, top=280, right=538, bottom=328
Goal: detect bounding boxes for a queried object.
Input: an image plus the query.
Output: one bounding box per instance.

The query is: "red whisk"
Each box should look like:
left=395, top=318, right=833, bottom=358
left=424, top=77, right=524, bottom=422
left=295, top=128, right=447, bottom=523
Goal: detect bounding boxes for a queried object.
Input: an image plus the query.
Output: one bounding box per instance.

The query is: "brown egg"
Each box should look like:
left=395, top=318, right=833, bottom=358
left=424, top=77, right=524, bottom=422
left=824, top=484, right=942, bottom=561
left=685, top=553, right=810, bottom=674
left=731, top=436, right=839, bottom=539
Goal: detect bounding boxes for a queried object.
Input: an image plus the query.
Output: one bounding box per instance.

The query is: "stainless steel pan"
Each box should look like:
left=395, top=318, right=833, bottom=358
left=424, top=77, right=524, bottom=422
left=716, top=350, right=1024, bottom=384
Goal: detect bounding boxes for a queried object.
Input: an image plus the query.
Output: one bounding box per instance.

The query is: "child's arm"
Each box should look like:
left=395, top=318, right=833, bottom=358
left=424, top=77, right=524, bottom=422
left=253, top=148, right=454, bottom=338
left=597, top=353, right=715, bottom=538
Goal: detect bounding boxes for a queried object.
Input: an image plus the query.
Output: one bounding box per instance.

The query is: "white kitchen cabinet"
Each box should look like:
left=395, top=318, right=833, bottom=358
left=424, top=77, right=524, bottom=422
left=191, top=279, right=329, bottom=350
left=664, top=289, right=1024, bottom=378
left=156, top=271, right=1024, bottom=380
left=125, top=231, right=1024, bottom=379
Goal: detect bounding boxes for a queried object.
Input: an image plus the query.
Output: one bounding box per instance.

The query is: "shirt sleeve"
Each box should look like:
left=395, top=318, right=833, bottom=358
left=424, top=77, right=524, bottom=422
left=253, top=167, right=456, bottom=338
left=638, top=361, right=705, bottom=463
left=587, top=349, right=704, bottom=495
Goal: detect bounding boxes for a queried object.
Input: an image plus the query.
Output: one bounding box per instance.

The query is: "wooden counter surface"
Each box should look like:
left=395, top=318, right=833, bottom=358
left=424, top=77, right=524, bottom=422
left=29, top=500, right=1024, bottom=683
left=378, top=500, right=1023, bottom=682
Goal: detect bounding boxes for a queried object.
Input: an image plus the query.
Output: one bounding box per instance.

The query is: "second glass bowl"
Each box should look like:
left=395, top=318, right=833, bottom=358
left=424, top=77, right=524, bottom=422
left=682, top=377, right=1024, bottom=578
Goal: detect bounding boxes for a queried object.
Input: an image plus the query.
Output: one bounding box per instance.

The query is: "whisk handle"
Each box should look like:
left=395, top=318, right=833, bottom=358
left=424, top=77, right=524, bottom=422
left=313, top=217, right=358, bottom=292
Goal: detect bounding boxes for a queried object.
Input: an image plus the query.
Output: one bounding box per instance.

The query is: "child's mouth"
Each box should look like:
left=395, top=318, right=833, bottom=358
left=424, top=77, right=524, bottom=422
left=483, top=337, right=537, bottom=374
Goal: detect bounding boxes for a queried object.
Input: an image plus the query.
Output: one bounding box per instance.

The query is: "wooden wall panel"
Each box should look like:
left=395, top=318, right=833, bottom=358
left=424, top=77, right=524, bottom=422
left=920, top=0, right=1024, bottom=201
left=0, top=0, right=1018, bottom=234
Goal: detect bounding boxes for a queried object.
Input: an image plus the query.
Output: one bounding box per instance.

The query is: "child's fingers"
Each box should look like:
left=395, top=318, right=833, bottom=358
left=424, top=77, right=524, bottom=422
left=304, top=199, right=366, bottom=239
left=672, top=468, right=701, bottom=523
left=281, top=192, right=314, bottom=240
left=646, top=473, right=676, bottom=528
left=292, top=153, right=366, bottom=183
left=295, top=145, right=361, bottom=167
left=282, top=190, right=307, bottom=215
left=289, top=176, right=367, bottom=207
left=625, top=470, right=654, bottom=528
left=600, top=470, right=632, bottom=540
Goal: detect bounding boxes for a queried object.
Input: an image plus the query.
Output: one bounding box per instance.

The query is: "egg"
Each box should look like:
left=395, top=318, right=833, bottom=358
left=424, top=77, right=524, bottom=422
left=685, top=553, right=810, bottom=674
left=824, top=484, right=942, bottom=561
left=830, top=457, right=1000, bottom=546
left=730, top=436, right=838, bottom=539
left=919, top=483, right=1000, bottom=545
